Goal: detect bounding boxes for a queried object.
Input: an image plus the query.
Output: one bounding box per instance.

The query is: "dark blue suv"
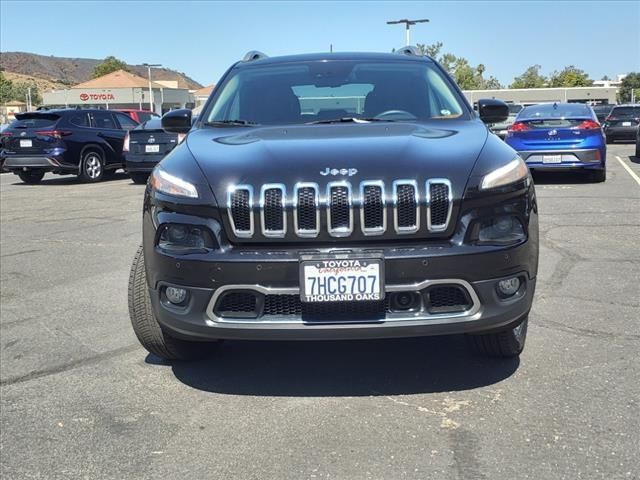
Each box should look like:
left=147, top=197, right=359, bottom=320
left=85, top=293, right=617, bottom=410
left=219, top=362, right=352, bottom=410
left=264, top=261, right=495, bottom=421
left=0, top=108, right=139, bottom=183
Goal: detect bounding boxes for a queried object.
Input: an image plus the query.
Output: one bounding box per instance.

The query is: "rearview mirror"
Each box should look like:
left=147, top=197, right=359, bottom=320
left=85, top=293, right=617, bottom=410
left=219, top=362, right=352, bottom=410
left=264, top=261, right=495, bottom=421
left=162, top=109, right=192, bottom=134
left=477, top=99, right=509, bottom=124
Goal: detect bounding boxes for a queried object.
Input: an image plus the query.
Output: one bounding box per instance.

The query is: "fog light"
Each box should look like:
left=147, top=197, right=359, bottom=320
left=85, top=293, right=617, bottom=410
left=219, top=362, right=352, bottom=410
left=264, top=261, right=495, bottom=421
left=165, top=286, right=188, bottom=305
left=497, top=277, right=521, bottom=298
left=476, top=215, right=525, bottom=245
left=158, top=224, right=216, bottom=253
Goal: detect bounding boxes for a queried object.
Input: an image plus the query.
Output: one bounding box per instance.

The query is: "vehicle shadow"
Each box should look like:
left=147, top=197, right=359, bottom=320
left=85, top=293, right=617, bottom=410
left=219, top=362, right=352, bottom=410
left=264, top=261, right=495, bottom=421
left=530, top=170, right=593, bottom=185
left=629, top=155, right=639, bottom=165
left=10, top=171, right=134, bottom=186
left=148, top=335, right=520, bottom=397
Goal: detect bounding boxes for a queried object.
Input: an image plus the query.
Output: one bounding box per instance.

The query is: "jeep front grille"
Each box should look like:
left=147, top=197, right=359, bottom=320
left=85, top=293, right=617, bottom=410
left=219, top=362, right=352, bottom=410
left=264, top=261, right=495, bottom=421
left=227, top=180, right=452, bottom=239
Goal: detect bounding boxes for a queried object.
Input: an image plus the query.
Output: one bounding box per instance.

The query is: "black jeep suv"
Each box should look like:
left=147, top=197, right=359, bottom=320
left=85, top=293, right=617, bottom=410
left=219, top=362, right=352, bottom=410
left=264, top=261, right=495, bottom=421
left=129, top=49, right=539, bottom=361
left=0, top=108, right=138, bottom=183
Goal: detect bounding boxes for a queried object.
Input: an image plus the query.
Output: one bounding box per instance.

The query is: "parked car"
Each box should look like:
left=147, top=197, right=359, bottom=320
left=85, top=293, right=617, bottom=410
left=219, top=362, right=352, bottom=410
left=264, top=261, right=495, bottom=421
left=489, top=103, right=523, bottom=139
left=0, top=108, right=138, bottom=183
left=603, top=104, right=640, bottom=143
left=636, top=124, right=640, bottom=158
left=505, top=102, right=606, bottom=182
left=591, top=104, right=614, bottom=123
left=124, top=117, right=185, bottom=184
left=117, top=109, right=160, bottom=124
left=128, top=49, right=539, bottom=361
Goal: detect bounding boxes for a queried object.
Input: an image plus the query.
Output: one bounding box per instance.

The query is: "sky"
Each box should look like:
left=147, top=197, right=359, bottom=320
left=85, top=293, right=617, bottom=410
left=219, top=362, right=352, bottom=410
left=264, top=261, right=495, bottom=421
left=1, top=0, right=639, bottom=88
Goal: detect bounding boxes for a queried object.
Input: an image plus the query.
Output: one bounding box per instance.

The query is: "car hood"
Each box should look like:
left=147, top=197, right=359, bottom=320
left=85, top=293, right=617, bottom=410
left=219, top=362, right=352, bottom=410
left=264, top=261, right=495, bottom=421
left=186, top=120, right=488, bottom=202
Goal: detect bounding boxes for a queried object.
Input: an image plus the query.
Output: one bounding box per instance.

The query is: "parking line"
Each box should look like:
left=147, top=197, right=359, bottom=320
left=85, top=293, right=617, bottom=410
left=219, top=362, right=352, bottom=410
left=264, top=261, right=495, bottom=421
left=616, top=156, right=640, bottom=187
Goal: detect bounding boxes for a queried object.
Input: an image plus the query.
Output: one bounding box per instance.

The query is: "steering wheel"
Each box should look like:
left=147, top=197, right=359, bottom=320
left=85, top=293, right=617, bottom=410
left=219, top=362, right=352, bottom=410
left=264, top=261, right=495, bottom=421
left=374, top=110, right=417, bottom=121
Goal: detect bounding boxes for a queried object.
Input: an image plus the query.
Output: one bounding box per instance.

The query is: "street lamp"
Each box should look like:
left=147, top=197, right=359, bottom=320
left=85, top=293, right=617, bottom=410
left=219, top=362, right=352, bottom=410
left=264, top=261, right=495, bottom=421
left=143, top=63, right=162, bottom=113
left=386, top=18, right=429, bottom=46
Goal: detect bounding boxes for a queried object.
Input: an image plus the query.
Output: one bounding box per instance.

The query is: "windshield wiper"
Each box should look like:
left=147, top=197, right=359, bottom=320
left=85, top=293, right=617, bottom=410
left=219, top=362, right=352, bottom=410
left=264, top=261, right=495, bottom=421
left=204, top=120, right=260, bottom=127
left=306, top=117, right=395, bottom=125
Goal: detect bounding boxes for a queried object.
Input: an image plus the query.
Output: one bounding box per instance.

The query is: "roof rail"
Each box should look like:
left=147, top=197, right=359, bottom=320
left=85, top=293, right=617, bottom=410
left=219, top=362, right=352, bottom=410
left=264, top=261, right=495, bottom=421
left=242, top=51, right=268, bottom=62
left=395, top=46, right=420, bottom=56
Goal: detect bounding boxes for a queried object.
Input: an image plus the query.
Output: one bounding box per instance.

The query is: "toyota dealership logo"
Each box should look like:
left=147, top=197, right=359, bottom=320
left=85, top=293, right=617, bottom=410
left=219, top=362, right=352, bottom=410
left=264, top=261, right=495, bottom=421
left=78, top=92, right=114, bottom=102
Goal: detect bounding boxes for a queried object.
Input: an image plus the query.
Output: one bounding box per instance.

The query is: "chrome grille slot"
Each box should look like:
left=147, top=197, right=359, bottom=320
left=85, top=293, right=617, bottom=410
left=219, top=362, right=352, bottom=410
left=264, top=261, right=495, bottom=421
left=228, top=186, right=254, bottom=237
left=294, top=183, right=320, bottom=237
left=360, top=181, right=386, bottom=235
left=327, top=182, right=353, bottom=237
left=426, top=179, right=452, bottom=232
left=393, top=180, right=419, bottom=234
left=226, top=178, right=452, bottom=239
left=260, top=184, right=286, bottom=237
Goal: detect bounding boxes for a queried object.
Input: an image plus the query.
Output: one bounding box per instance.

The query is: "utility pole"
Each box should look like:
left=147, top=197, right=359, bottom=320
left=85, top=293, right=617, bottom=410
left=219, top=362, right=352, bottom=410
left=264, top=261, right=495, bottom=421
left=143, top=63, right=162, bottom=113
left=386, top=18, right=429, bottom=46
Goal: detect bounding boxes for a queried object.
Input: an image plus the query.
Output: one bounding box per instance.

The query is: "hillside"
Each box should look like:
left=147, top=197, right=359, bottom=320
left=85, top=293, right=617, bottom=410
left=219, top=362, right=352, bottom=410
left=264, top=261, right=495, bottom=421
left=3, top=71, right=67, bottom=92
left=0, top=51, right=203, bottom=90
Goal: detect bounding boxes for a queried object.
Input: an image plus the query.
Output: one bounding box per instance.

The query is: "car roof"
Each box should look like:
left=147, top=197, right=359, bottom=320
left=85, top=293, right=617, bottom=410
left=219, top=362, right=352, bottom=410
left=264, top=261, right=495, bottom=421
left=235, top=51, right=434, bottom=68
left=29, top=108, right=122, bottom=115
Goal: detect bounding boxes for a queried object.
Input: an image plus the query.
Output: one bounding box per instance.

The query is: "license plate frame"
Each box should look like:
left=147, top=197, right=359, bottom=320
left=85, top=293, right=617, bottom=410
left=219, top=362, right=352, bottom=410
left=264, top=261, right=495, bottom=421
left=19, top=139, right=33, bottom=148
left=542, top=154, right=562, bottom=164
left=299, top=253, right=385, bottom=303
left=145, top=144, right=160, bottom=153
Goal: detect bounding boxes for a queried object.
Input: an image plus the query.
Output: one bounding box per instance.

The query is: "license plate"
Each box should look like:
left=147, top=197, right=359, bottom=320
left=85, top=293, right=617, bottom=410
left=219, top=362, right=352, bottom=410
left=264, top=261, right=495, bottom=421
left=145, top=144, right=160, bottom=153
left=499, top=130, right=508, bottom=136
left=300, top=256, right=384, bottom=303
left=622, top=121, right=632, bottom=127
left=542, top=154, right=562, bottom=164
left=19, top=139, right=32, bottom=148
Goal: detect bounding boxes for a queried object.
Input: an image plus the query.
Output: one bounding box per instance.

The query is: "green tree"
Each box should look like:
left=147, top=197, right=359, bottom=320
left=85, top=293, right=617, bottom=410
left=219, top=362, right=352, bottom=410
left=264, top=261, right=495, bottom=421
left=12, top=81, right=42, bottom=106
left=415, top=42, right=502, bottom=90
left=510, top=65, right=547, bottom=89
left=549, top=66, right=592, bottom=87
left=618, top=72, right=640, bottom=103
left=92, top=56, right=129, bottom=78
left=0, top=72, right=14, bottom=104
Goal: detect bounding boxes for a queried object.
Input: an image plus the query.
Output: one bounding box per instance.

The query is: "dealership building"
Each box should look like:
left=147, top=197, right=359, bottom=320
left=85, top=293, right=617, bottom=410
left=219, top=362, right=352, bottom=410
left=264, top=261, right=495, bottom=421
left=462, top=86, right=619, bottom=106
left=42, top=70, right=194, bottom=114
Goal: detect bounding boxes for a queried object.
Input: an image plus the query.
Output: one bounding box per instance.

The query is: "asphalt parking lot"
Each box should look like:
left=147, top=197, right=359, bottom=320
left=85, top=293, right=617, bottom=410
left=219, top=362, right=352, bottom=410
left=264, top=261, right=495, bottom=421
left=1, top=144, right=639, bottom=480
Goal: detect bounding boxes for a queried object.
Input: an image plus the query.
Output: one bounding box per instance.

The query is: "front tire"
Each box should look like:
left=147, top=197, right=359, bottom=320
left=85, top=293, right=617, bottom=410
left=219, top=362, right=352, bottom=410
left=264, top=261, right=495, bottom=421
left=467, top=315, right=529, bottom=358
left=79, top=150, right=105, bottom=183
left=128, top=245, right=213, bottom=361
left=17, top=169, right=45, bottom=184
left=129, top=172, right=149, bottom=184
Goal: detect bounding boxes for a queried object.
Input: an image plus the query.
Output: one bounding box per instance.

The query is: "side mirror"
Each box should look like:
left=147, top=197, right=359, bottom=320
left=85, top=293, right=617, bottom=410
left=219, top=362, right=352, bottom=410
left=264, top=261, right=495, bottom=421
left=478, top=99, right=509, bottom=124
left=162, top=109, right=192, bottom=134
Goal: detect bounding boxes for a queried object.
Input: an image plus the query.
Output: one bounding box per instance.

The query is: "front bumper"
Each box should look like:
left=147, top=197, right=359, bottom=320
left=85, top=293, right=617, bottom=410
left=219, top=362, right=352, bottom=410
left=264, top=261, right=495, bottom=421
left=146, top=241, right=538, bottom=341
left=517, top=148, right=605, bottom=171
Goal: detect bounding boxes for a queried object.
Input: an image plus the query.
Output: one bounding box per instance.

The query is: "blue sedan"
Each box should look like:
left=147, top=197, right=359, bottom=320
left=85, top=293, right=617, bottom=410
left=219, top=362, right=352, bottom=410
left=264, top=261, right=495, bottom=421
left=505, top=102, right=606, bottom=182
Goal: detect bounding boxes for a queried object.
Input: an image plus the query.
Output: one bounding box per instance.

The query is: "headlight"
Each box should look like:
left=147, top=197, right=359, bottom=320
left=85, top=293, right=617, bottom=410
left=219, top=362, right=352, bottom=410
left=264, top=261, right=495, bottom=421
left=150, top=167, right=198, bottom=198
left=480, top=157, right=528, bottom=190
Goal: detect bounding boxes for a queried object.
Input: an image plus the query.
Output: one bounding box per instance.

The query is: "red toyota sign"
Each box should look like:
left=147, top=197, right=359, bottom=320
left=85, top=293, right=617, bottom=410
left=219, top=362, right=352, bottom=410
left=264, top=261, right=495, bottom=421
left=79, top=92, right=115, bottom=101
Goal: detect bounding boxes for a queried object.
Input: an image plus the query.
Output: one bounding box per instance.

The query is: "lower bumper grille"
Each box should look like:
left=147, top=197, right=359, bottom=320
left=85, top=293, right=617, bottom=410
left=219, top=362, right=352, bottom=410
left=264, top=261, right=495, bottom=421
left=212, top=284, right=474, bottom=322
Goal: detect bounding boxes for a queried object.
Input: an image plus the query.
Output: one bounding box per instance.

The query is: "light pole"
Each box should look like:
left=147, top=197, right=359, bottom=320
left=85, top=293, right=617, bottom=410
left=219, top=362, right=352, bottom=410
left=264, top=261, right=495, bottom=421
left=143, top=63, right=161, bottom=113
left=386, top=18, right=429, bottom=46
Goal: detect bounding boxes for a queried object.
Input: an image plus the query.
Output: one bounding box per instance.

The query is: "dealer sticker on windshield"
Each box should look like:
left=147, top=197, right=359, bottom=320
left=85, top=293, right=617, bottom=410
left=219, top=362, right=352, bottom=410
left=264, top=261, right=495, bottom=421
left=300, top=256, right=384, bottom=303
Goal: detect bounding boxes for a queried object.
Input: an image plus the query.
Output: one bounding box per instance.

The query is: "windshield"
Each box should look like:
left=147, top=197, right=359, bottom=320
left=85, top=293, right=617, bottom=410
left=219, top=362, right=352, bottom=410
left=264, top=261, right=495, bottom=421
left=205, top=60, right=466, bottom=125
